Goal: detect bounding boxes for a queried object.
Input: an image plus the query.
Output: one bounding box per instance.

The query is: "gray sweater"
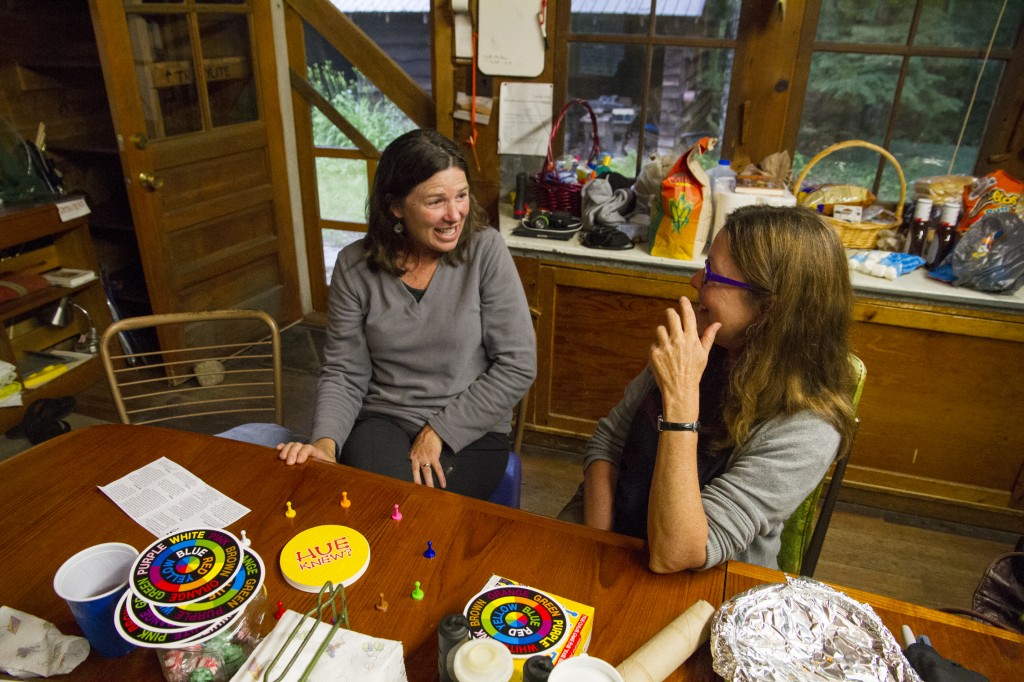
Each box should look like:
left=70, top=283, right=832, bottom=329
left=312, top=227, right=537, bottom=453
left=584, top=367, right=839, bottom=570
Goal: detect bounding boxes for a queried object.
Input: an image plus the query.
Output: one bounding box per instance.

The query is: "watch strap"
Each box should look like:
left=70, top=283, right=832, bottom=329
left=657, top=415, right=700, bottom=432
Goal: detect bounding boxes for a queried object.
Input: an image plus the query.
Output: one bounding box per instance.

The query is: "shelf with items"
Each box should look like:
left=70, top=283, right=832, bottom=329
left=0, top=197, right=112, bottom=432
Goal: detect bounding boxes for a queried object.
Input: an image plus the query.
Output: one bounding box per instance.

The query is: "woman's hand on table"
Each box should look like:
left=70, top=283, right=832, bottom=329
left=650, top=297, right=719, bottom=419
left=410, top=425, right=446, bottom=489
left=277, top=438, right=335, bottom=465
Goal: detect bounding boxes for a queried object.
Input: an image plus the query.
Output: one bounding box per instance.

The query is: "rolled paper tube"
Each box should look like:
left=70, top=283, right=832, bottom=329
left=615, top=599, right=716, bottom=682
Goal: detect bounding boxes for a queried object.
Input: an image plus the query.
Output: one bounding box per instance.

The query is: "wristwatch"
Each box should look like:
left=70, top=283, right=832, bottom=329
left=657, top=415, right=700, bottom=432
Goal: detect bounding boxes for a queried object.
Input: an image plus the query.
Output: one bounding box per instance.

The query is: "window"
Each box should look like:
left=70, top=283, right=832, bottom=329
left=561, top=0, right=1023, bottom=190
left=797, top=0, right=1024, bottom=201
left=564, top=1, right=741, bottom=175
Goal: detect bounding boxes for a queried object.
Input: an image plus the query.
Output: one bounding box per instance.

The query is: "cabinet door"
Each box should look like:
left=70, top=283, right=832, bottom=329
left=89, top=0, right=300, bottom=351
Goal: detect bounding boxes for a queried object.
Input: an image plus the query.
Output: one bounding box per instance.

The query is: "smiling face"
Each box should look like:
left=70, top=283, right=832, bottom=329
left=391, top=167, right=470, bottom=258
left=689, top=231, right=762, bottom=358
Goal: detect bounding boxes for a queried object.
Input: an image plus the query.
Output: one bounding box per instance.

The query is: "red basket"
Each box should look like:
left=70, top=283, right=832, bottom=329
left=528, top=98, right=601, bottom=218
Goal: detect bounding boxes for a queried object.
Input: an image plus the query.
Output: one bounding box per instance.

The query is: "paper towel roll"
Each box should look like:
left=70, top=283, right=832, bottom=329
left=711, top=188, right=797, bottom=243
left=452, top=0, right=470, bottom=11
left=615, top=600, right=716, bottom=682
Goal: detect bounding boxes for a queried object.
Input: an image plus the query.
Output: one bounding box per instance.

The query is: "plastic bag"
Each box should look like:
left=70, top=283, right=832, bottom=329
left=648, top=137, right=716, bottom=260
left=959, top=170, right=1022, bottom=234
left=948, top=212, right=1024, bottom=293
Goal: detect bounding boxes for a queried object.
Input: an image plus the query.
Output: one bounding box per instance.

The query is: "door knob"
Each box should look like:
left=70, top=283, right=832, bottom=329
left=138, top=172, right=164, bottom=191
left=130, top=133, right=148, bottom=149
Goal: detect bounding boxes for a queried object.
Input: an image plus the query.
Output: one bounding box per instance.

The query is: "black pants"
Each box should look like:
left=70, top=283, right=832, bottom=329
left=339, top=415, right=509, bottom=500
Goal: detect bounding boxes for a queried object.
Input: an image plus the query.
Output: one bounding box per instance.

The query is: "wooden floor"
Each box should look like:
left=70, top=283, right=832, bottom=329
left=16, top=323, right=1016, bottom=616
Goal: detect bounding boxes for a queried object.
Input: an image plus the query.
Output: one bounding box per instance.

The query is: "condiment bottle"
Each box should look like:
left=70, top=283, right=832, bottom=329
left=925, top=201, right=960, bottom=271
left=439, top=614, right=472, bottom=682
left=905, top=198, right=933, bottom=257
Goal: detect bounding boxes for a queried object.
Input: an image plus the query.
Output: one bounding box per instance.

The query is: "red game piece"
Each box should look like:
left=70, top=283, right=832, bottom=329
left=274, top=600, right=285, bottom=619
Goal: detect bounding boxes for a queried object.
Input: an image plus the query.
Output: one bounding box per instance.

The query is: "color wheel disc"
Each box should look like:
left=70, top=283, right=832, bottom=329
left=130, top=528, right=242, bottom=605
left=464, top=586, right=569, bottom=656
left=115, top=589, right=235, bottom=649
left=152, top=549, right=264, bottom=627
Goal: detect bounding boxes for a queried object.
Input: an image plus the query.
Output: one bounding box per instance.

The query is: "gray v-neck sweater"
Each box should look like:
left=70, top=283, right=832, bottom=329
left=312, top=227, right=536, bottom=453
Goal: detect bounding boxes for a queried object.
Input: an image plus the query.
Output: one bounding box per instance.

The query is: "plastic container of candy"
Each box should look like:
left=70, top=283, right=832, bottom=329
left=157, top=590, right=268, bottom=682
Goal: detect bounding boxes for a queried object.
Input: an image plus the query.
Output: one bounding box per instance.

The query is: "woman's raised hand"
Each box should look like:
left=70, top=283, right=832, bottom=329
left=650, top=297, right=719, bottom=419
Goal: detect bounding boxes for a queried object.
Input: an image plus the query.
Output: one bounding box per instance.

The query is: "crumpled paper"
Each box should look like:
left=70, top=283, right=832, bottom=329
left=0, top=606, right=90, bottom=678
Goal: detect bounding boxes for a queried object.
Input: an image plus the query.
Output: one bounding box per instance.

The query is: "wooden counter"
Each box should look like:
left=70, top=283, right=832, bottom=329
left=501, top=214, right=1024, bottom=531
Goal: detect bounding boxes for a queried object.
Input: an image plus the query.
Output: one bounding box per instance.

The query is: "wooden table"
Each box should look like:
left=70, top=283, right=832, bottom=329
left=724, top=562, right=1024, bottom=682
left=0, top=425, right=723, bottom=680
left=3, top=425, right=1021, bottom=681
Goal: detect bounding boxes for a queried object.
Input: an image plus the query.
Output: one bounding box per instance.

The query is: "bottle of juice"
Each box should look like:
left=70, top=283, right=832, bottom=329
left=905, top=198, right=933, bottom=257
left=925, top=201, right=960, bottom=270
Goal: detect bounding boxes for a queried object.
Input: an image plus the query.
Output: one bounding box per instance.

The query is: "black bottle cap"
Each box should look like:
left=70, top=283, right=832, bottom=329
left=523, top=654, right=554, bottom=682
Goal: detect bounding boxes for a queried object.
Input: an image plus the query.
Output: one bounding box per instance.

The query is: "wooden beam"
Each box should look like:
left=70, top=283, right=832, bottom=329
left=286, top=0, right=435, bottom=128
left=289, top=68, right=380, bottom=158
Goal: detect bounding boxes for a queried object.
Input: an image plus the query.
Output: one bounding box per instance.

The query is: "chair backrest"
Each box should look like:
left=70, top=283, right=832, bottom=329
left=99, top=310, right=283, bottom=431
left=777, top=354, right=867, bottom=576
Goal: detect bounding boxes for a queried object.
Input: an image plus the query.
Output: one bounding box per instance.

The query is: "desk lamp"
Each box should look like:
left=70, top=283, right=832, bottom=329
left=40, top=297, right=100, bottom=355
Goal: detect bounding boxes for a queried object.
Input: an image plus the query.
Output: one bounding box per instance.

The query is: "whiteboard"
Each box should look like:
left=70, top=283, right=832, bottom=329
left=478, top=0, right=545, bottom=78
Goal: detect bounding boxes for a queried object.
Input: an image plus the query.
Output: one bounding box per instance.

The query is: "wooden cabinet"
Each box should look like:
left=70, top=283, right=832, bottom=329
left=513, top=252, right=1024, bottom=532
left=0, top=199, right=113, bottom=432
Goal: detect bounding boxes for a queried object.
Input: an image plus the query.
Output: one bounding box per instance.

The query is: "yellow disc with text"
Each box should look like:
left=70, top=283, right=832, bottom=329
left=279, top=525, right=370, bottom=592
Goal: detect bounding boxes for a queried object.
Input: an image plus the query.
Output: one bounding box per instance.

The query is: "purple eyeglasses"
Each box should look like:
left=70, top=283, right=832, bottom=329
left=703, top=259, right=755, bottom=290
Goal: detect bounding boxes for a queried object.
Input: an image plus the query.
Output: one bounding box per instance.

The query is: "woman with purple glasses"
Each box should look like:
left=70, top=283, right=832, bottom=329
left=558, top=204, right=856, bottom=572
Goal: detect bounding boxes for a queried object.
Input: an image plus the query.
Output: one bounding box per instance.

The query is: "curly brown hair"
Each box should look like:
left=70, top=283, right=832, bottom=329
left=362, top=129, right=488, bottom=276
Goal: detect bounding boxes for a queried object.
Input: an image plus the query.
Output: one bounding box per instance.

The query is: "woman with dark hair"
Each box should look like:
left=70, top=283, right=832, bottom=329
left=559, top=204, right=855, bottom=571
left=277, top=129, right=536, bottom=500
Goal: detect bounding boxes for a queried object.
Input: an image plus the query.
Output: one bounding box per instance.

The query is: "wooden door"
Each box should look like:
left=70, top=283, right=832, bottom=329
left=88, top=0, right=300, bottom=351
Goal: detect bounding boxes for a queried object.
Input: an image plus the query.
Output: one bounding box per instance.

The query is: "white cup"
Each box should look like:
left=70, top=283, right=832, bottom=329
left=548, top=655, right=625, bottom=682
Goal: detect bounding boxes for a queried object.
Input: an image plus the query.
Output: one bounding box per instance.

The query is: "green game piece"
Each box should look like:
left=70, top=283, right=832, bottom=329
left=411, top=580, right=424, bottom=601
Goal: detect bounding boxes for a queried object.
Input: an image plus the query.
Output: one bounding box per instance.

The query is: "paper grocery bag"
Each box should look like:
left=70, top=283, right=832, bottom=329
left=649, top=137, right=716, bottom=260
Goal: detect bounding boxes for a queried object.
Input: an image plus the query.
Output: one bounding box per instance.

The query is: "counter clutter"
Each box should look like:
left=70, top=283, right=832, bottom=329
left=499, top=207, right=1024, bottom=314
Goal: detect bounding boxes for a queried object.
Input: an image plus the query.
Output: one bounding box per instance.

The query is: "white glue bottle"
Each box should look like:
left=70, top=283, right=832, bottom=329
left=451, top=638, right=514, bottom=682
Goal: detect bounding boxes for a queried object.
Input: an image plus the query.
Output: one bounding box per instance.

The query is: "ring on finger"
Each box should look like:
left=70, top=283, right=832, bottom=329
left=421, top=463, right=431, bottom=469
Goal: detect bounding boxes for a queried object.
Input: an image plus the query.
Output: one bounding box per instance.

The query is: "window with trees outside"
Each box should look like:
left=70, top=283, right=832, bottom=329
left=563, top=0, right=1023, bottom=202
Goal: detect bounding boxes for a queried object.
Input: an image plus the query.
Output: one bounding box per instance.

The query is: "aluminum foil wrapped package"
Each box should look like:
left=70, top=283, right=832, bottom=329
left=711, top=577, right=922, bottom=682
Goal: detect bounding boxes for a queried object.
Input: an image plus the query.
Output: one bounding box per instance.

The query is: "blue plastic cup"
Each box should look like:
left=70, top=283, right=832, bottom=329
left=53, top=542, right=138, bottom=658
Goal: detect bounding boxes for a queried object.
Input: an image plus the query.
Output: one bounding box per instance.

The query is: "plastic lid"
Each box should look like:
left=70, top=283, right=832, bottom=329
left=547, top=655, right=624, bottom=682
left=913, top=198, right=933, bottom=220
left=452, top=639, right=514, bottom=682
left=718, top=159, right=731, bottom=165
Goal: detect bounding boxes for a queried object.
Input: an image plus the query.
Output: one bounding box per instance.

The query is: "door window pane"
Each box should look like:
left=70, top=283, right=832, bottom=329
left=655, top=0, right=740, bottom=39
left=128, top=13, right=202, bottom=139
left=198, top=14, right=258, bottom=127
left=644, top=46, right=731, bottom=160
left=316, top=157, right=368, bottom=223
left=816, top=0, right=914, bottom=44
left=322, top=229, right=364, bottom=282
left=570, top=0, right=651, bottom=35
left=916, top=0, right=1024, bottom=50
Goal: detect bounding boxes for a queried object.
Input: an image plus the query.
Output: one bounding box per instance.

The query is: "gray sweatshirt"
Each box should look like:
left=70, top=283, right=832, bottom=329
left=312, top=227, right=537, bottom=453
left=584, top=367, right=839, bottom=570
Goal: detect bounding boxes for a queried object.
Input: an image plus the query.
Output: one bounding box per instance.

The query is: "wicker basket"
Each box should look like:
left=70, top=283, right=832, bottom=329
left=528, top=98, right=601, bottom=218
left=793, top=140, right=906, bottom=249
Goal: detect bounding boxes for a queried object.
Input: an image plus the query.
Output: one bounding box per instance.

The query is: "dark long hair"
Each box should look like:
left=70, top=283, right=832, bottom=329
left=363, top=129, right=488, bottom=275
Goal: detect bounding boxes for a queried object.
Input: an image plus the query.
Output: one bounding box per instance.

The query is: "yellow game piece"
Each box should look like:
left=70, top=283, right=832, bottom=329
left=285, top=501, right=296, bottom=518
left=375, top=592, right=388, bottom=612
left=340, top=491, right=351, bottom=509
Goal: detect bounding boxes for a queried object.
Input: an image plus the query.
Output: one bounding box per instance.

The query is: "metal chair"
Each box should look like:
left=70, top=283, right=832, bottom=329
left=99, top=310, right=282, bottom=432
left=777, top=354, right=867, bottom=577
